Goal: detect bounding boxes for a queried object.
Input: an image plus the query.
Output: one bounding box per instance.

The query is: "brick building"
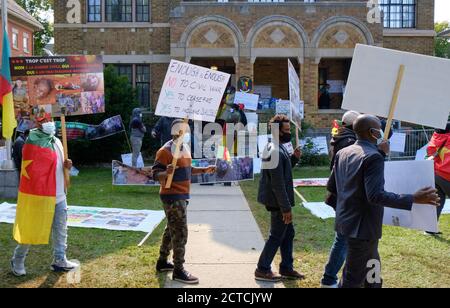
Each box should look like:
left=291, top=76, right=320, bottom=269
left=0, top=0, right=44, bottom=57
left=54, top=0, right=435, bottom=128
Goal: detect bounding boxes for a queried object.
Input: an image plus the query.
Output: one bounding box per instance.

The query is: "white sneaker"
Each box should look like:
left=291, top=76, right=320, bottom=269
left=11, top=259, right=26, bottom=277
left=51, top=258, right=80, bottom=272
left=320, top=283, right=339, bottom=288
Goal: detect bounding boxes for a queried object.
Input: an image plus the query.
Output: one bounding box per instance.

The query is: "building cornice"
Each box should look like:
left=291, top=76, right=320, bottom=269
left=54, top=23, right=170, bottom=29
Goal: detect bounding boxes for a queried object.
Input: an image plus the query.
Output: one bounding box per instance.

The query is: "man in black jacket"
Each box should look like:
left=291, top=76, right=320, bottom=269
left=255, top=115, right=303, bottom=282
left=328, top=114, right=440, bottom=288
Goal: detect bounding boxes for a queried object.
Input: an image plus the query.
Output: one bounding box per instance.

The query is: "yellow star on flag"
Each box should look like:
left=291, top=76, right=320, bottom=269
left=438, top=147, right=450, bottom=162
left=21, top=160, right=33, bottom=180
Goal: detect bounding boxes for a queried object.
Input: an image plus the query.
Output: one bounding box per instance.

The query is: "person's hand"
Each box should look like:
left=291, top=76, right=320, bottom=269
left=141, top=167, right=152, bottom=177
left=167, top=164, right=178, bottom=175
left=205, top=166, right=216, bottom=174
left=413, top=187, right=440, bottom=206
left=64, top=159, right=73, bottom=170
left=282, top=211, right=293, bottom=225
left=377, top=140, right=390, bottom=155
left=151, top=131, right=157, bottom=139
left=294, top=147, right=302, bottom=160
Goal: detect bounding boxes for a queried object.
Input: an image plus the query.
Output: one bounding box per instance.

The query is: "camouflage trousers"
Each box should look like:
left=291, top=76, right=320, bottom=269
left=159, top=200, right=188, bottom=270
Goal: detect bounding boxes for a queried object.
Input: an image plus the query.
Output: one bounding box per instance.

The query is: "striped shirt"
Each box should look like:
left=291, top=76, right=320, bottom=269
left=152, top=140, right=192, bottom=202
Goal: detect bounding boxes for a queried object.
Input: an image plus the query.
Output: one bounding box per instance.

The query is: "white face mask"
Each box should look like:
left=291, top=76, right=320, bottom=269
left=371, top=128, right=385, bottom=145
left=42, top=122, right=56, bottom=136
left=183, top=133, right=191, bottom=145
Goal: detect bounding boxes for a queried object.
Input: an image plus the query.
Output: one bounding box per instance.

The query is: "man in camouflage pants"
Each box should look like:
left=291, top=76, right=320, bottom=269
left=152, top=119, right=215, bottom=284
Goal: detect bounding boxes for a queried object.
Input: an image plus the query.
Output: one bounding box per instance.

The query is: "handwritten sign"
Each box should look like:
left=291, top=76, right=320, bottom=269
left=234, top=92, right=259, bottom=111
left=155, top=60, right=231, bottom=123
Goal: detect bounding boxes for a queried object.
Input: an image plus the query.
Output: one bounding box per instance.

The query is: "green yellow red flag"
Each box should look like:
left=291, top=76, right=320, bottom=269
left=13, top=129, right=58, bottom=245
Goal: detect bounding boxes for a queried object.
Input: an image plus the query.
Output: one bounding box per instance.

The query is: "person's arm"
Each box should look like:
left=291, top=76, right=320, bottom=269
left=140, top=121, right=147, bottom=134
left=152, top=118, right=163, bottom=138
left=192, top=166, right=216, bottom=175
left=427, top=133, right=446, bottom=159
left=363, top=154, right=413, bottom=211
left=152, top=149, right=171, bottom=183
left=268, top=151, right=292, bottom=214
left=291, top=147, right=301, bottom=168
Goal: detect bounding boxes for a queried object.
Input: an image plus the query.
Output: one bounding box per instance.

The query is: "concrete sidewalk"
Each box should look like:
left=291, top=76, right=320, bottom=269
left=164, top=184, right=284, bottom=288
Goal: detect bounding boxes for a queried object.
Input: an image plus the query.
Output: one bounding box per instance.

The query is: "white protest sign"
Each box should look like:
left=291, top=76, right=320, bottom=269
left=155, top=60, right=231, bottom=123
left=390, top=132, right=406, bottom=153
left=327, top=80, right=345, bottom=94
left=343, top=44, right=450, bottom=129
left=288, top=59, right=302, bottom=127
left=234, top=92, right=259, bottom=111
left=383, top=160, right=438, bottom=232
left=276, top=100, right=291, bottom=117
left=415, top=144, right=428, bottom=161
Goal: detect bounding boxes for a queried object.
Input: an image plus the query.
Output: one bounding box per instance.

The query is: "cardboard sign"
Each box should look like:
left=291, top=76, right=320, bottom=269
left=383, top=160, right=438, bottom=232
left=390, top=132, right=407, bottom=153
left=155, top=60, right=230, bottom=123
left=234, top=91, right=259, bottom=111
left=10, top=55, right=105, bottom=118
left=343, top=44, right=450, bottom=129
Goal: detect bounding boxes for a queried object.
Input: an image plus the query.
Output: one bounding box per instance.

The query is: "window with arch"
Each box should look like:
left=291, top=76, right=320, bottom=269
left=379, top=0, right=416, bottom=28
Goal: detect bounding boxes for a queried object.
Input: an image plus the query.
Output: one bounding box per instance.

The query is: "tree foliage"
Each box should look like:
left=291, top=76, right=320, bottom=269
left=15, top=0, right=53, bottom=55
left=435, top=22, right=450, bottom=59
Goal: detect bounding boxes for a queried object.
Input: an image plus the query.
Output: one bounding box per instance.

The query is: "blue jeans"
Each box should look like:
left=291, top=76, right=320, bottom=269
left=257, top=211, right=295, bottom=273
left=13, top=200, right=68, bottom=261
left=321, top=232, right=348, bottom=286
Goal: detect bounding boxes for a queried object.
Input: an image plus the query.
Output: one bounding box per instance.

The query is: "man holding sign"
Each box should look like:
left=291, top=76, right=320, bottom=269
left=327, top=115, right=440, bottom=288
left=152, top=120, right=216, bottom=284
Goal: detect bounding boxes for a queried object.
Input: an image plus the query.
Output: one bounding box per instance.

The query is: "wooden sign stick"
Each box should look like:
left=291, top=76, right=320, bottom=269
left=60, top=107, right=71, bottom=187
left=165, top=118, right=189, bottom=189
left=384, top=65, right=405, bottom=140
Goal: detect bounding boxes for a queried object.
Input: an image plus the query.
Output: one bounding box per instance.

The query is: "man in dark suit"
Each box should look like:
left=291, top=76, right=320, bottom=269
left=327, top=114, right=440, bottom=288
left=255, top=115, right=303, bottom=282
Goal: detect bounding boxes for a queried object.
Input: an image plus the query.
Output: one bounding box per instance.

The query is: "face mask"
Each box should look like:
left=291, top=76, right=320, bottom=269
left=280, top=132, right=292, bottom=144
left=42, top=122, right=56, bottom=136
left=371, top=128, right=384, bottom=145
left=183, top=133, right=191, bottom=145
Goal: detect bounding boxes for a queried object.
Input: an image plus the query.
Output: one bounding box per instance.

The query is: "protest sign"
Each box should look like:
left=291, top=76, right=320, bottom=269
left=390, top=132, right=407, bottom=153
left=276, top=100, right=291, bottom=117
left=10, top=55, right=105, bottom=118
left=191, top=157, right=254, bottom=184
left=16, top=119, right=37, bottom=133
left=245, top=112, right=258, bottom=134
left=155, top=60, right=230, bottom=123
left=383, top=160, right=438, bottom=232
left=0, top=202, right=164, bottom=233
left=86, top=115, right=125, bottom=140
left=293, top=178, right=329, bottom=187
left=288, top=59, right=302, bottom=126
left=234, top=92, right=259, bottom=111
left=343, top=44, right=450, bottom=129
left=415, top=144, right=428, bottom=161
left=112, top=161, right=159, bottom=186
left=55, top=121, right=90, bottom=141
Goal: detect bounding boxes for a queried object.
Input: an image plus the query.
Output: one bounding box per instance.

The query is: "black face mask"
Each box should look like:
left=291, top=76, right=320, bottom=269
left=280, top=132, right=292, bottom=144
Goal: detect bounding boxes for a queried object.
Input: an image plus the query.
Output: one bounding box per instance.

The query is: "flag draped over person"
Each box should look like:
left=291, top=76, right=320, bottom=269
left=13, top=129, right=58, bottom=245
left=0, top=26, right=17, bottom=139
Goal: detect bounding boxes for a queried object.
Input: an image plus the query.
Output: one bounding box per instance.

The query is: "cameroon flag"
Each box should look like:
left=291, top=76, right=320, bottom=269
left=0, top=26, right=17, bottom=139
left=13, top=130, right=58, bottom=245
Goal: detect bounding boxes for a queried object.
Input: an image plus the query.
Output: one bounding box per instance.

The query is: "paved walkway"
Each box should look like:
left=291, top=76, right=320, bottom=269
left=165, top=184, right=284, bottom=288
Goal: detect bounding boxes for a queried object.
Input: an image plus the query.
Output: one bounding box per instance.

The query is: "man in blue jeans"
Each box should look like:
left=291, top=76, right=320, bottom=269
left=11, top=114, right=79, bottom=276
left=255, top=115, right=303, bottom=282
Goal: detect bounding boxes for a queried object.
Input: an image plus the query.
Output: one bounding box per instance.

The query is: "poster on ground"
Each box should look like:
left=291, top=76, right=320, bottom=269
left=10, top=55, right=105, bottom=119
left=343, top=44, right=450, bottom=129
left=112, top=161, right=159, bottom=186
left=293, top=178, right=329, bottom=187
left=0, top=202, right=164, bottom=233
left=383, top=160, right=438, bottom=232
left=191, top=157, right=254, bottom=184
left=155, top=60, right=230, bottom=122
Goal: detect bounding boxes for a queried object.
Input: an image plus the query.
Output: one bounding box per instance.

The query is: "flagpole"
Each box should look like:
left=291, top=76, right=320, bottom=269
left=1, top=0, right=14, bottom=170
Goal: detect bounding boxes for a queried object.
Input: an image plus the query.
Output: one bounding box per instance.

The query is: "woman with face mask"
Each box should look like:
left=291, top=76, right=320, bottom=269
left=11, top=112, right=79, bottom=277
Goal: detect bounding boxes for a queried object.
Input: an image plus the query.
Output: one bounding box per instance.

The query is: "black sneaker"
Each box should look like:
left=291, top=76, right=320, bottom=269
left=156, top=260, right=175, bottom=272
left=173, top=269, right=199, bottom=284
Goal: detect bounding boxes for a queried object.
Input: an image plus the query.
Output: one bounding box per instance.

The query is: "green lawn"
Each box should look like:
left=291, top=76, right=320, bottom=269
left=0, top=168, right=166, bottom=288
left=240, top=166, right=450, bottom=288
